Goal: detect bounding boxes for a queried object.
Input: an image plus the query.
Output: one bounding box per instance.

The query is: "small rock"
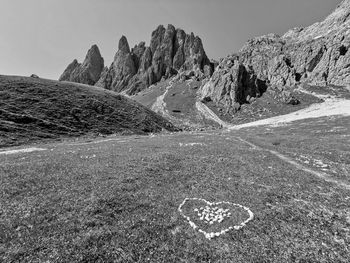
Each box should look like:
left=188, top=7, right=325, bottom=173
left=286, top=96, right=300, bottom=105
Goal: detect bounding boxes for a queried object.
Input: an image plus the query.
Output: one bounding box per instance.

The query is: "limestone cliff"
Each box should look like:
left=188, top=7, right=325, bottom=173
left=59, top=45, right=104, bottom=86
left=96, top=24, right=213, bottom=95
left=199, top=0, right=350, bottom=112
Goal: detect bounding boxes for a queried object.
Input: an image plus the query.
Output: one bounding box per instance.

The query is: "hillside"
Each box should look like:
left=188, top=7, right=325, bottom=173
left=0, top=75, right=176, bottom=148
left=132, top=76, right=222, bottom=130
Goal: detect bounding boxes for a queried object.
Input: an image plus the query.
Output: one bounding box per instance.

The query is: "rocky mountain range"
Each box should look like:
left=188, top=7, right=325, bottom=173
left=60, top=25, right=213, bottom=95
left=200, top=0, right=350, bottom=112
left=60, top=0, right=349, bottom=118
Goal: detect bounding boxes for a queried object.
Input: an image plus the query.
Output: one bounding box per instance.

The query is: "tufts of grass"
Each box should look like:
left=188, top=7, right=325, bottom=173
left=0, top=75, right=178, bottom=148
left=1, top=117, right=350, bottom=261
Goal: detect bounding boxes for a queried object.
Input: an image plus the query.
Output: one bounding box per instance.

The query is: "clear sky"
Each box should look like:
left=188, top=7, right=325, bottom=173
left=0, top=0, right=341, bottom=80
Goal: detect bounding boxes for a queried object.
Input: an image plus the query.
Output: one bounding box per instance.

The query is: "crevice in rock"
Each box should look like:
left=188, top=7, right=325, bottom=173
left=307, top=47, right=324, bottom=72
left=255, top=79, right=268, bottom=97
left=339, top=45, right=348, bottom=56
left=322, top=72, right=328, bottom=82
left=343, top=12, right=350, bottom=23
left=283, top=57, right=292, bottom=68
left=171, top=32, right=177, bottom=63
left=295, top=73, right=302, bottom=82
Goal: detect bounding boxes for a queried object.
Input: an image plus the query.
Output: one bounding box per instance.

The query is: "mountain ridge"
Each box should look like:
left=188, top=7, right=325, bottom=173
left=59, top=45, right=105, bottom=85
left=60, top=24, right=213, bottom=95
left=198, top=0, right=349, bottom=114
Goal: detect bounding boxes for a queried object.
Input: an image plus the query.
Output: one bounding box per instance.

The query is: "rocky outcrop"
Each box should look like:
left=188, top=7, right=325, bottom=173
left=200, top=57, right=266, bottom=113
left=98, top=36, right=137, bottom=92
left=59, top=59, right=80, bottom=82
left=132, top=42, right=147, bottom=70
left=95, top=66, right=108, bottom=87
left=59, top=45, right=104, bottom=85
left=96, top=24, right=213, bottom=95
left=239, top=0, right=350, bottom=87
left=199, top=0, right=350, bottom=113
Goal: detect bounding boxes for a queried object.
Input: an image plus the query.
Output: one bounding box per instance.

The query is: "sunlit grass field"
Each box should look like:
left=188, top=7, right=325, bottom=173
left=1, top=115, right=349, bottom=262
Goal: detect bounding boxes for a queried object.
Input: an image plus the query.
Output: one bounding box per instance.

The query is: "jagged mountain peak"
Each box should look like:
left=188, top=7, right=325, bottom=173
left=118, top=36, right=131, bottom=53
left=59, top=24, right=212, bottom=94
left=59, top=44, right=104, bottom=85
left=89, top=44, right=100, bottom=53
left=83, top=44, right=103, bottom=66
left=94, top=24, right=212, bottom=94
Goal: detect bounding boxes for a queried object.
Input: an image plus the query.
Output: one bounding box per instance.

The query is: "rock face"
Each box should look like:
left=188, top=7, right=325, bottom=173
left=200, top=57, right=267, bottom=113
left=199, top=0, right=350, bottom=112
left=59, top=45, right=104, bottom=85
left=96, top=36, right=137, bottom=92
left=96, top=24, right=212, bottom=94
left=241, top=0, right=350, bottom=87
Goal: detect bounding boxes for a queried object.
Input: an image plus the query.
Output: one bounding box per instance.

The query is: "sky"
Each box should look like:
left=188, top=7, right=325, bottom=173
left=0, top=0, right=341, bottom=80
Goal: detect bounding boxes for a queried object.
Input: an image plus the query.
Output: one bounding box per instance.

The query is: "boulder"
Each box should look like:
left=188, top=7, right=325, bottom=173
left=199, top=58, right=266, bottom=113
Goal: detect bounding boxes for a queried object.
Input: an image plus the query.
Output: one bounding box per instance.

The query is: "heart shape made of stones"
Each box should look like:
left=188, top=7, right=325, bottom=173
left=178, top=198, right=254, bottom=240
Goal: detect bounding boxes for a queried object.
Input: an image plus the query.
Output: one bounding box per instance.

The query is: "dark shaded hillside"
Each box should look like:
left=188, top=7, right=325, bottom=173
left=0, top=75, right=176, bottom=147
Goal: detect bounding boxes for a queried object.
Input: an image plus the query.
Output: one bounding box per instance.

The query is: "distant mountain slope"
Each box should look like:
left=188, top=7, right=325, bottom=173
left=0, top=75, right=176, bottom=147
left=132, top=76, right=221, bottom=131
left=198, top=0, right=350, bottom=115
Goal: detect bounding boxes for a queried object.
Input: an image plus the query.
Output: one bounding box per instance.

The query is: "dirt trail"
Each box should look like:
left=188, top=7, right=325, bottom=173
left=195, top=101, right=230, bottom=128
left=237, top=137, right=350, bottom=190
left=66, top=138, right=128, bottom=146
left=151, top=80, right=174, bottom=119
left=0, top=147, right=47, bottom=155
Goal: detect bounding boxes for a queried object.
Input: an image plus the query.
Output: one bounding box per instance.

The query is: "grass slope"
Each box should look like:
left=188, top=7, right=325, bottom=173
left=1, top=114, right=349, bottom=262
left=0, top=75, right=177, bottom=148
left=133, top=79, right=221, bottom=130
